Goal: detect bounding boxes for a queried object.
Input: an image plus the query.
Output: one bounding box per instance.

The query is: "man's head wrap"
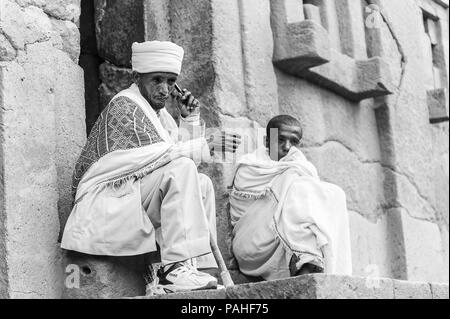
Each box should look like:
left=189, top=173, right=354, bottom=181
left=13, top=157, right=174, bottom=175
left=131, top=41, right=184, bottom=75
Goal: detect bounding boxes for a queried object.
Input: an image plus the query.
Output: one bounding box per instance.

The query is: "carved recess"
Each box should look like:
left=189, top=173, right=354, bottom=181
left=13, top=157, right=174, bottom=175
left=270, top=0, right=394, bottom=102
left=420, top=0, right=449, bottom=123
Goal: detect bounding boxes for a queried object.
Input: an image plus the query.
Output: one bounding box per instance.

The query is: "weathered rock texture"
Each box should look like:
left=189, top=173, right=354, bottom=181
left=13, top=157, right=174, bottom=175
left=1, top=0, right=448, bottom=299
left=0, top=0, right=85, bottom=298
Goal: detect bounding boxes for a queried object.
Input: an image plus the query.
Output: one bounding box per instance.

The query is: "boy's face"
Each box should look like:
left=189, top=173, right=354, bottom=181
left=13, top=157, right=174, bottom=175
left=265, top=124, right=302, bottom=161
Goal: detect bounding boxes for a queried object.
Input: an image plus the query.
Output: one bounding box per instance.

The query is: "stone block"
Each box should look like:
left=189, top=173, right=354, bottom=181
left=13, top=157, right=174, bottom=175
left=432, top=0, right=449, bottom=8
left=137, top=288, right=226, bottom=300
left=348, top=211, right=393, bottom=279
left=0, top=33, right=16, bottom=61
left=237, top=0, right=279, bottom=124
left=50, top=18, right=80, bottom=63
left=398, top=209, right=449, bottom=283
left=283, top=0, right=304, bottom=23
left=229, top=270, right=263, bottom=285
left=303, top=141, right=386, bottom=222
left=209, top=0, right=247, bottom=116
left=272, top=20, right=331, bottom=76
left=335, top=0, right=367, bottom=59
left=428, top=88, right=449, bottom=123
left=306, top=0, right=341, bottom=51
left=393, top=280, right=433, bottom=299
left=98, top=62, right=133, bottom=110
left=430, top=283, right=449, bottom=299
left=0, top=1, right=52, bottom=50
left=225, top=274, right=395, bottom=299
left=94, top=0, right=145, bottom=67
left=270, top=0, right=393, bottom=102
left=143, top=0, right=171, bottom=41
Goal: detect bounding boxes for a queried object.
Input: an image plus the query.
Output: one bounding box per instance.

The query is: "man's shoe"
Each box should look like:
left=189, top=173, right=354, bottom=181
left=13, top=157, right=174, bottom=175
left=157, top=261, right=218, bottom=293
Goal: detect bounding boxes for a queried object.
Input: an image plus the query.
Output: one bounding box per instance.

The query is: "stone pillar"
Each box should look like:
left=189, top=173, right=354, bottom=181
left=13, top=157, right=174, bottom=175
left=0, top=0, right=85, bottom=298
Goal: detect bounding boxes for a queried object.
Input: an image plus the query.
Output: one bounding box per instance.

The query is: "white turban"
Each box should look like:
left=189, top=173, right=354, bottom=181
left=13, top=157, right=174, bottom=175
left=131, top=41, right=184, bottom=75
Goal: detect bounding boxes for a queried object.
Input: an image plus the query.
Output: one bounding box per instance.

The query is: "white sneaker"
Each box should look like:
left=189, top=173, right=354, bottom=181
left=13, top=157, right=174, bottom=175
left=157, top=261, right=218, bottom=293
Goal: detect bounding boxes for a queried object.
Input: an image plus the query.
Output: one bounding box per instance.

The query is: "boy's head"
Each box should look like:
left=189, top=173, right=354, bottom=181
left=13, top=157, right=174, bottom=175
left=265, top=115, right=303, bottom=161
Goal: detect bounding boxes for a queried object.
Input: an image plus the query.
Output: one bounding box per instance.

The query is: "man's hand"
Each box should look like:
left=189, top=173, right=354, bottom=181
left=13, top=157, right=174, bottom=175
left=206, top=131, right=242, bottom=155
left=172, top=87, right=200, bottom=118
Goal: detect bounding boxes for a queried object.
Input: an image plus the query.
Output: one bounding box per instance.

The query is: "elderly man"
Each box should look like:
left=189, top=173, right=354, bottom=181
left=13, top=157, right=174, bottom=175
left=61, top=41, right=240, bottom=293
left=230, top=115, right=352, bottom=281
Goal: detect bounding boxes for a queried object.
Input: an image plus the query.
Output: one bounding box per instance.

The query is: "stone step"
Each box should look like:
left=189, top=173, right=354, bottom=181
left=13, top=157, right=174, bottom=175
left=130, top=274, right=449, bottom=299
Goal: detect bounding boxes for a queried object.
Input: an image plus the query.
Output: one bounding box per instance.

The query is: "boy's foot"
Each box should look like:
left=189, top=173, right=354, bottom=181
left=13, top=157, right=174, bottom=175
left=157, top=261, right=218, bottom=293
left=289, top=253, right=324, bottom=277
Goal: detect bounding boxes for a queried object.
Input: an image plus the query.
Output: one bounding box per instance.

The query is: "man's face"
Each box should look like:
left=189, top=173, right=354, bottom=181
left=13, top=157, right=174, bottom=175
left=135, top=72, right=178, bottom=111
left=266, top=124, right=302, bottom=161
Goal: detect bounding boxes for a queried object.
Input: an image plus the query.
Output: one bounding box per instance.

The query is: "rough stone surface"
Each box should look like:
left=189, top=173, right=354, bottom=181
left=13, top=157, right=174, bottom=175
left=210, top=0, right=247, bottom=117
left=94, top=0, right=145, bottom=67
left=14, top=0, right=81, bottom=23
left=335, top=0, right=367, bottom=59
left=0, top=1, right=52, bottom=50
left=98, top=62, right=133, bottom=111
left=430, top=283, right=450, bottom=299
left=428, top=88, right=449, bottom=123
left=130, top=275, right=446, bottom=299
left=226, top=274, right=396, bottom=299
left=271, top=0, right=393, bottom=102
left=1, top=0, right=449, bottom=300
left=347, top=211, right=394, bottom=278
left=143, top=0, right=171, bottom=41
left=62, top=252, right=146, bottom=299
left=237, top=0, right=279, bottom=125
left=138, top=289, right=227, bottom=300
left=0, top=33, right=17, bottom=61
left=398, top=209, right=449, bottom=283
left=49, top=18, right=80, bottom=63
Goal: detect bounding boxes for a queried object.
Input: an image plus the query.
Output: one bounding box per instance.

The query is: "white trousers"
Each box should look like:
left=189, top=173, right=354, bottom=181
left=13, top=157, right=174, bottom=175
left=140, top=157, right=217, bottom=268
